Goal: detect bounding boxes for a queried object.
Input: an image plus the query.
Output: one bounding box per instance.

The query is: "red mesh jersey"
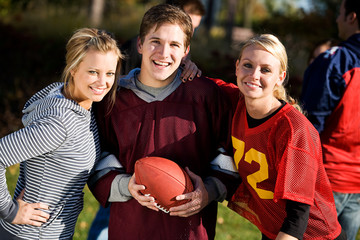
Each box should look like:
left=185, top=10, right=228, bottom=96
left=228, top=99, right=341, bottom=239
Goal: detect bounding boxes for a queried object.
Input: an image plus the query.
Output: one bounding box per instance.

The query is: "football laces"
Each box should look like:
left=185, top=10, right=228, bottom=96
left=144, top=194, right=170, bottom=213
left=155, top=203, right=170, bottom=214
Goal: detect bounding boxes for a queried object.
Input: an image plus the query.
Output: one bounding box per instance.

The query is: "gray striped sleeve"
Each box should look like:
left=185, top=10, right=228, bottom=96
left=0, top=116, right=66, bottom=222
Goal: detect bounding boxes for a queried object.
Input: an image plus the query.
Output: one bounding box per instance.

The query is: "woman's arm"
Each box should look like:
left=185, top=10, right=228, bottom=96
left=275, top=232, right=299, bottom=240
left=277, top=200, right=310, bottom=240
left=0, top=117, right=65, bottom=224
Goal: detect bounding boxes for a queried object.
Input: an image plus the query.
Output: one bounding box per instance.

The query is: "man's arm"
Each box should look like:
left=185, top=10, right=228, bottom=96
left=300, top=48, right=346, bottom=133
left=88, top=152, right=133, bottom=204
left=169, top=79, right=240, bottom=217
left=90, top=101, right=125, bottom=206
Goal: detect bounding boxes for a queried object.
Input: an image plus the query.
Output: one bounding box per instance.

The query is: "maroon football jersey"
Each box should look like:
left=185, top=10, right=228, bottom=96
left=92, top=76, right=233, bottom=240
left=229, top=99, right=341, bottom=239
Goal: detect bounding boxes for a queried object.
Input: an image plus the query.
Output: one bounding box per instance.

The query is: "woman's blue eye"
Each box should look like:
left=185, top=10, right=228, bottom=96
left=243, top=63, right=252, bottom=68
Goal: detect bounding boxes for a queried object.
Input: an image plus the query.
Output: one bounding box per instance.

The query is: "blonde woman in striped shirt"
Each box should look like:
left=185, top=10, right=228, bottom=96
left=0, top=28, right=122, bottom=239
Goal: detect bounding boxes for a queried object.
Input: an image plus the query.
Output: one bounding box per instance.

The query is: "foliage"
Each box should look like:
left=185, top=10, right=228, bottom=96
left=262, top=0, right=300, bottom=17
left=0, top=0, right=11, bottom=17
left=310, top=0, right=339, bottom=16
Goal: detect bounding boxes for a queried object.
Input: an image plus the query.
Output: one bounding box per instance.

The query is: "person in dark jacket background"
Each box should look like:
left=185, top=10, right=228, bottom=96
left=300, top=0, right=360, bottom=239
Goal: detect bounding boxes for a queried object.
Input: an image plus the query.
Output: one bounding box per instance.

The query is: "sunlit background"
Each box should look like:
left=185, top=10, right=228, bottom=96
left=2, top=0, right=358, bottom=239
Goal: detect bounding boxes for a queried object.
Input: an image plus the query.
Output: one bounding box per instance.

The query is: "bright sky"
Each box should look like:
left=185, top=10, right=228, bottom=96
left=297, top=0, right=312, bottom=12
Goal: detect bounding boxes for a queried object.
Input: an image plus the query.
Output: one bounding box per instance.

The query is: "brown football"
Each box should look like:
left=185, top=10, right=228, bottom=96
left=134, top=156, right=194, bottom=213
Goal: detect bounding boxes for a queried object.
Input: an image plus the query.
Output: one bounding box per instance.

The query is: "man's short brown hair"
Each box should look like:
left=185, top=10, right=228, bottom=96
left=139, top=4, right=193, bottom=49
left=178, top=0, right=206, bottom=16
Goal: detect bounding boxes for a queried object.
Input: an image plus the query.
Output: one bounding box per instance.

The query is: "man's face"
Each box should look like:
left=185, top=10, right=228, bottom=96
left=188, top=13, right=202, bottom=31
left=138, top=23, right=189, bottom=88
left=183, top=5, right=202, bottom=32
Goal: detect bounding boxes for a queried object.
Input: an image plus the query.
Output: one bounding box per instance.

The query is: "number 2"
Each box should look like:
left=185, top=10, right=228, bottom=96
left=232, top=136, right=274, bottom=199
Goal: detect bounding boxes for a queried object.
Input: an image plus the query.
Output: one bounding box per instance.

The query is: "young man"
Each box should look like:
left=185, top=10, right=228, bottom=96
left=301, top=0, right=360, bottom=239
left=89, top=4, right=236, bottom=240
left=120, top=0, right=206, bottom=78
left=87, top=3, right=207, bottom=239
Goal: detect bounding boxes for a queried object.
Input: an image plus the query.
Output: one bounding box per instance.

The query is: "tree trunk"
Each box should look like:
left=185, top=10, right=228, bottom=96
left=243, top=0, right=253, bottom=29
left=226, top=0, right=237, bottom=42
left=89, top=0, right=105, bottom=27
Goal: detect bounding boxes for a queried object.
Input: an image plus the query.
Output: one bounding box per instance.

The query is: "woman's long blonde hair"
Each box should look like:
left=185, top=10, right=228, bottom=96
left=62, top=28, right=123, bottom=111
left=239, top=34, right=302, bottom=113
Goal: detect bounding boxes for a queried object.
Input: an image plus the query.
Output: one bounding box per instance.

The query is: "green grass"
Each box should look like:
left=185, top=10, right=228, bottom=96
left=5, top=164, right=360, bottom=240
left=215, top=202, right=261, bottom=240
left=6, top=164, right=261, bottom=239
left=73, top=186, right=99, bottom=239
left=72, top=187, right=262, bottom=240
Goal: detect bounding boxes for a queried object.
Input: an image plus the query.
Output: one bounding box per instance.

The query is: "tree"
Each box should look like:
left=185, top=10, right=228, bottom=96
left=310, top=0, right=338, bottom=16
left=226, top=0, right=237, bottom=42
left=243, top=0, right=254, bottom=28
left=89, top=0, right=105, bottom=27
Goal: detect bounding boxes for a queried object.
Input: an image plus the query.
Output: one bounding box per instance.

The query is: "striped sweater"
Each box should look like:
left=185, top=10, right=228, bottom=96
left=0, top=82, right=100, bottom=239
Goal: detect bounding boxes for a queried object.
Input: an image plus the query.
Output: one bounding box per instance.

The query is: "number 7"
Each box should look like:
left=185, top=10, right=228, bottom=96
left=232, top=136, right=274, bottom=199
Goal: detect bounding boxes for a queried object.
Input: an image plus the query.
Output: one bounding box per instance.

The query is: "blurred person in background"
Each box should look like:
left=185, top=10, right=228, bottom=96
left=307, top=38, right=339, bottom=65
left=301, top=0, right=360, bottom=239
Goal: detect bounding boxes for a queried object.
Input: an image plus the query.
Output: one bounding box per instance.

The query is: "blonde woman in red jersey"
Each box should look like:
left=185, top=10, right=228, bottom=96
left=228, top=34, right=346, bottom=240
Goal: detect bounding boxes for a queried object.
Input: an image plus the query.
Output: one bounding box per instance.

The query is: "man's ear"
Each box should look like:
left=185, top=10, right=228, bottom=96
left=347, top=12, right=357, bottom=24
left=137, top=36, right=143, bottom=54
left=185, top=45, right=190, bottom=56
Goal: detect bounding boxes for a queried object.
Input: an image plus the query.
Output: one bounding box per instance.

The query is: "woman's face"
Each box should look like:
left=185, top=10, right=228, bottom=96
left=70, top=49, right=118, bottom=110
left=235, top=44, right=285, bottom=101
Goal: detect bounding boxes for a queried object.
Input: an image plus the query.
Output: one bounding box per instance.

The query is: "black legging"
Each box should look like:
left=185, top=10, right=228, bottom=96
left=0, top=223, right=25, bottom=240
left=261, top=228, right=347, bottom=240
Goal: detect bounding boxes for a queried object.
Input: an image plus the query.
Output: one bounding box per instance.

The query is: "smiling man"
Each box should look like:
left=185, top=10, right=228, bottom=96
left=136, top=23, right=188, bottom=88
left=90, top=4, right=236, bottom=240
